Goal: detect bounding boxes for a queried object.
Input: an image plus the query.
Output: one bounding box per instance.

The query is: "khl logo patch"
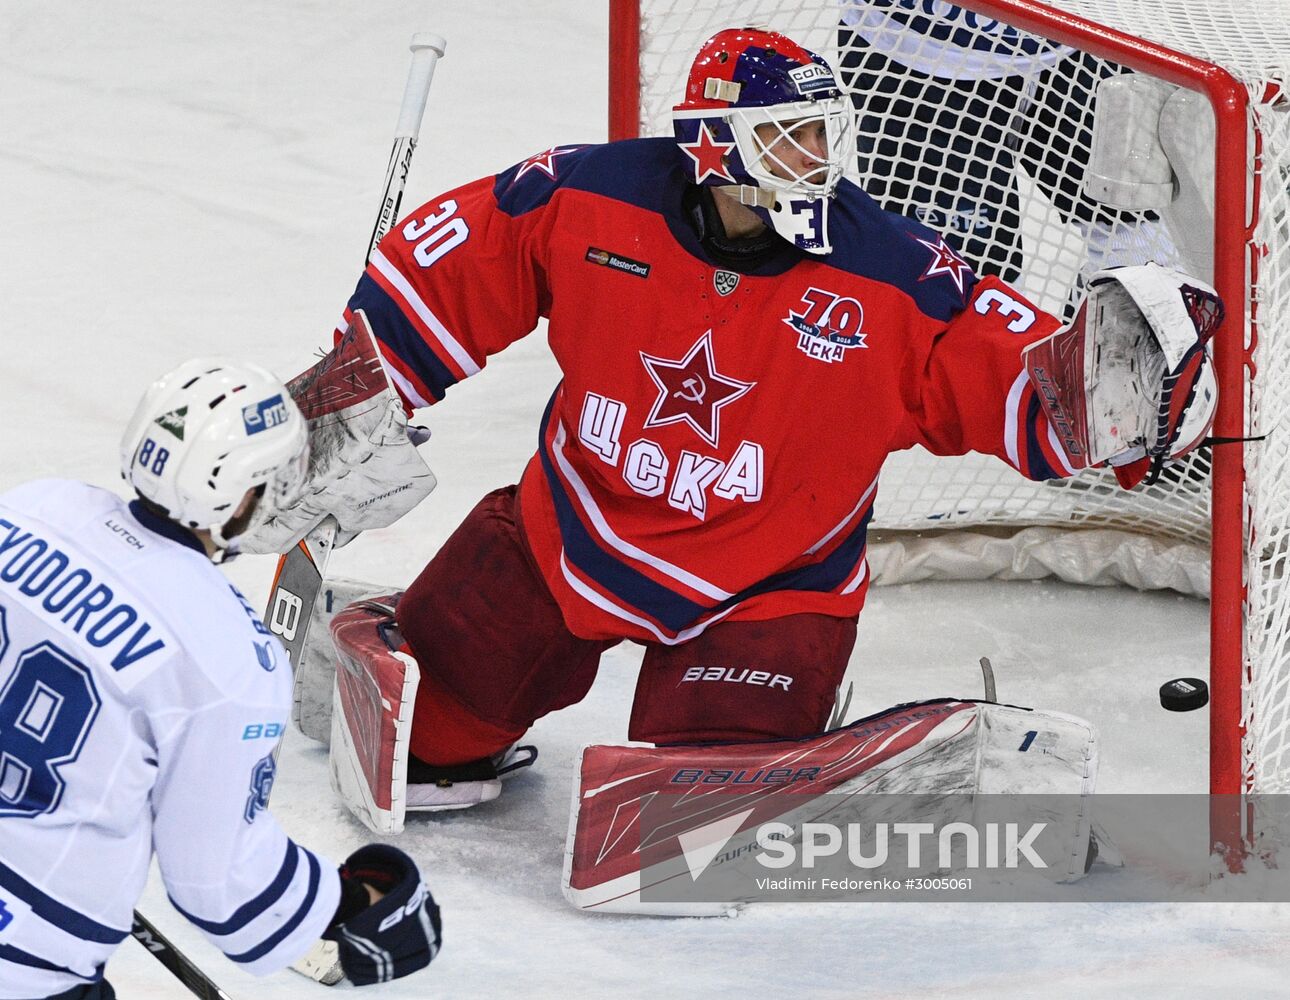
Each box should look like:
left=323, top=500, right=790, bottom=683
left=714, top=270, right=739, bottom=296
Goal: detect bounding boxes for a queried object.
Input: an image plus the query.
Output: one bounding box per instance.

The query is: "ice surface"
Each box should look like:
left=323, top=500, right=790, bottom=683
left=2, top=3, right=1284, bottom=997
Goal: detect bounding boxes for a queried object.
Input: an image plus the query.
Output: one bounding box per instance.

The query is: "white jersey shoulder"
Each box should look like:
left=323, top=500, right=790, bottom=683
left=841, top=0, right=1074, bottom=80
left=0, top=479, right=338, bottom=999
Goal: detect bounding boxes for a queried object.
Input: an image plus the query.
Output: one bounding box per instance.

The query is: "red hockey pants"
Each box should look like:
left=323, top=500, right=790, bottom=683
left=396, top=486, right=857, bottom=766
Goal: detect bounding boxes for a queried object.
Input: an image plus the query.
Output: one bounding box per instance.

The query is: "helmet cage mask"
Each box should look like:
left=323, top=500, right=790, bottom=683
left=727, top=97, right=853, bottom=199
left=672, top=29, right=856, bottom=254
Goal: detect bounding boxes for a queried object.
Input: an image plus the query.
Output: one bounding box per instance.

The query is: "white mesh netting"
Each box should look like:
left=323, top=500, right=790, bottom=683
left=630, top=0, right=1290, bottom=788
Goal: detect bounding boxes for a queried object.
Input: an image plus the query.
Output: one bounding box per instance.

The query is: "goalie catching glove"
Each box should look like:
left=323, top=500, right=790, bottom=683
left=1023, top=262, right=1223, bottom=489
left=238, top=310, right=437, bottom=554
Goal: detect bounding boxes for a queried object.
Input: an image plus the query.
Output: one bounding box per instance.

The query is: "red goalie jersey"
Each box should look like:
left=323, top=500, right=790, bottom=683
left=339, top=138, right=1069, bottom=645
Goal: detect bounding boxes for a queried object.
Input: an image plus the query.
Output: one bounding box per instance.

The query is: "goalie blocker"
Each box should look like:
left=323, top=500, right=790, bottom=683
left=238, top=309, right=438, bottom=556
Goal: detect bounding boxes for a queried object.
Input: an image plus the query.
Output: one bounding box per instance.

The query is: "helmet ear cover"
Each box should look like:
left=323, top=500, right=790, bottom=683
left=120, top=358, right=309, bottom=546
left=672, top=27, right=855, bottom=254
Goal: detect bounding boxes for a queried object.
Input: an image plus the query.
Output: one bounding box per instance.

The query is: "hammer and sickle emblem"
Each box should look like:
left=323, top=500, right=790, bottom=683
left=675, top=375, right=706, bottom=404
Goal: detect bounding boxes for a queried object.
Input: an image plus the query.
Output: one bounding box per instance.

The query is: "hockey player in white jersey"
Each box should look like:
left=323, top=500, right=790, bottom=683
left=0, top=359, right=441, bottom=999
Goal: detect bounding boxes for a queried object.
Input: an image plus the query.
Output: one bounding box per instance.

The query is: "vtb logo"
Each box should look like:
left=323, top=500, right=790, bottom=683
left=243, top=394, right=290, bottom=435
left=783, top=288, right=868, bottom=364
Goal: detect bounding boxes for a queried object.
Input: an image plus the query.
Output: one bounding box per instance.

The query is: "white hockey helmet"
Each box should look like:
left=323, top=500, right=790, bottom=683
left=120, top=358, right=308, bottom=546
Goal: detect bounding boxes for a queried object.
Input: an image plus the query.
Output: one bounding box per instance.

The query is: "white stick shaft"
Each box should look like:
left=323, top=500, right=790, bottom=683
left=367, top=31, right=447, bottom=262
left=396, top=33, right=447, bottom=140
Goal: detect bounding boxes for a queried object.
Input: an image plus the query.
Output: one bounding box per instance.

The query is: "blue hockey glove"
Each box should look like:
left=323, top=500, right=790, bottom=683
left=324, top=844, right=442, bottom=985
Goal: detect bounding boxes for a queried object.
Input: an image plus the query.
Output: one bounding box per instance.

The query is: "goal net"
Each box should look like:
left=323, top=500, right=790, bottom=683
left=610, top=0, right=1290, bottom=797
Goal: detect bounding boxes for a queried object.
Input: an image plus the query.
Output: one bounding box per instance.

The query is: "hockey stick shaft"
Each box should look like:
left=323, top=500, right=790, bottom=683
left=265, top=30, right=447, bottom=677
left=132, top=32, right=448, bottom=1000
left=367, top=33, right=447, bottom=262
left=130, top=912, right=233, bottom=1000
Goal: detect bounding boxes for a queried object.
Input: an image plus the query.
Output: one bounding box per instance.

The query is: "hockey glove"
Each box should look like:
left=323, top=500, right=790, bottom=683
left=1023, top=262, right=1223, bottom=488
left=237, top=311, right=437, bottom=554
left=324, top=844, right=442, bottom=986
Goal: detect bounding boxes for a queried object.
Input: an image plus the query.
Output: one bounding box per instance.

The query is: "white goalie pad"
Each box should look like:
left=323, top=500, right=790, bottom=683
left=1085, top=75, right=1217, bottom=284
left=238, top=310, right=437, bottom=555
left=1086, top=75, right=1178, bottom=211
left=293, top=576, right=396, bottom=744
left=1023, top=262, right=1221, bottom=470
left=1156, top=87, right=1217, bottom=284
left=564, top=699, right=1099, bottom=916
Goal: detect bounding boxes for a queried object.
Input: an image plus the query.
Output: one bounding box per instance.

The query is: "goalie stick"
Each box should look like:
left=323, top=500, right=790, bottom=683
left=130, top=30, right=447, bottom=999
left=264, top=31, right=446, bottom=709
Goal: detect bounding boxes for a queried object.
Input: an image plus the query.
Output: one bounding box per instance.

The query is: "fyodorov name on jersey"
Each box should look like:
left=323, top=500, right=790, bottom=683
left=0, top=518, right=166, bottom=670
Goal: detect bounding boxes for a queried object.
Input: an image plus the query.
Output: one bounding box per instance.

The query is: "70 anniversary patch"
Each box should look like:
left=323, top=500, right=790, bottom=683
left=783, top=286, right=868, bottom=364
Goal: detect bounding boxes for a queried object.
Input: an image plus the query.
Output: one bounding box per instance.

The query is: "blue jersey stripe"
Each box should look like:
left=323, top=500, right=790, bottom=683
left=717, top=505, right=872, bottom=611
left=0, top=860, right=127, bottom=945
left=348, top=273, right=460, bottom=402
left=0, top=943, right=102, bottom=980
left=169, top=840, right=297, bottom=936
left=227, top=848, right=325, bottom=965
left=537, top=394, right=710, bottom=633
left=127, top=500, right=205, bottom=553
left=1023, top=391, right=1062, bottom=481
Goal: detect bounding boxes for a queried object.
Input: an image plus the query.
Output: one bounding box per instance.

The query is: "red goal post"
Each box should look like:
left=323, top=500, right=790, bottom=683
left=608, top=0, right=1290, bottom=805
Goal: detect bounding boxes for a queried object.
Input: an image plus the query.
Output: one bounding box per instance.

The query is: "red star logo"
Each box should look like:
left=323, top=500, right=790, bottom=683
left=640, top=332, right=755, bottom=448
left=913, top=234, right=974, bottom=298
left=677, top=122, right=736, bottom=185
left=513, top=145, right=580, bottom=183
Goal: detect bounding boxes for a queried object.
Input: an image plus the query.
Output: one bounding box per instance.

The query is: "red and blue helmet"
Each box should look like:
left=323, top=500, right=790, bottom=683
left=672, top=28, right=855, bottom=254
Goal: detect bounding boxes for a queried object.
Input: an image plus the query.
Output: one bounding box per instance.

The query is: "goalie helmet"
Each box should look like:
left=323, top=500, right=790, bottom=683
left=120, top=358, right=308, bottom=546
left=672, top=27, right=855, bottom=254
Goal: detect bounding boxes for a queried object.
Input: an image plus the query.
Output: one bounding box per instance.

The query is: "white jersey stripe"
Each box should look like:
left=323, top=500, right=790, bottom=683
left=805, top=475, right=879, bottom=556
left=370, top=249, right=481, bottom=377
left=1046, top=421, right=1080, bottom=476
left=1004, top=369, right=1028, bottom=471
left=551, top=420, right=733, bottom=601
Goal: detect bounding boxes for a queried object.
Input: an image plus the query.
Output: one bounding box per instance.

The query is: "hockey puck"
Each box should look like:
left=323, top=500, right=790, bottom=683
left=1159, top=677, right=1209, bottom=712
